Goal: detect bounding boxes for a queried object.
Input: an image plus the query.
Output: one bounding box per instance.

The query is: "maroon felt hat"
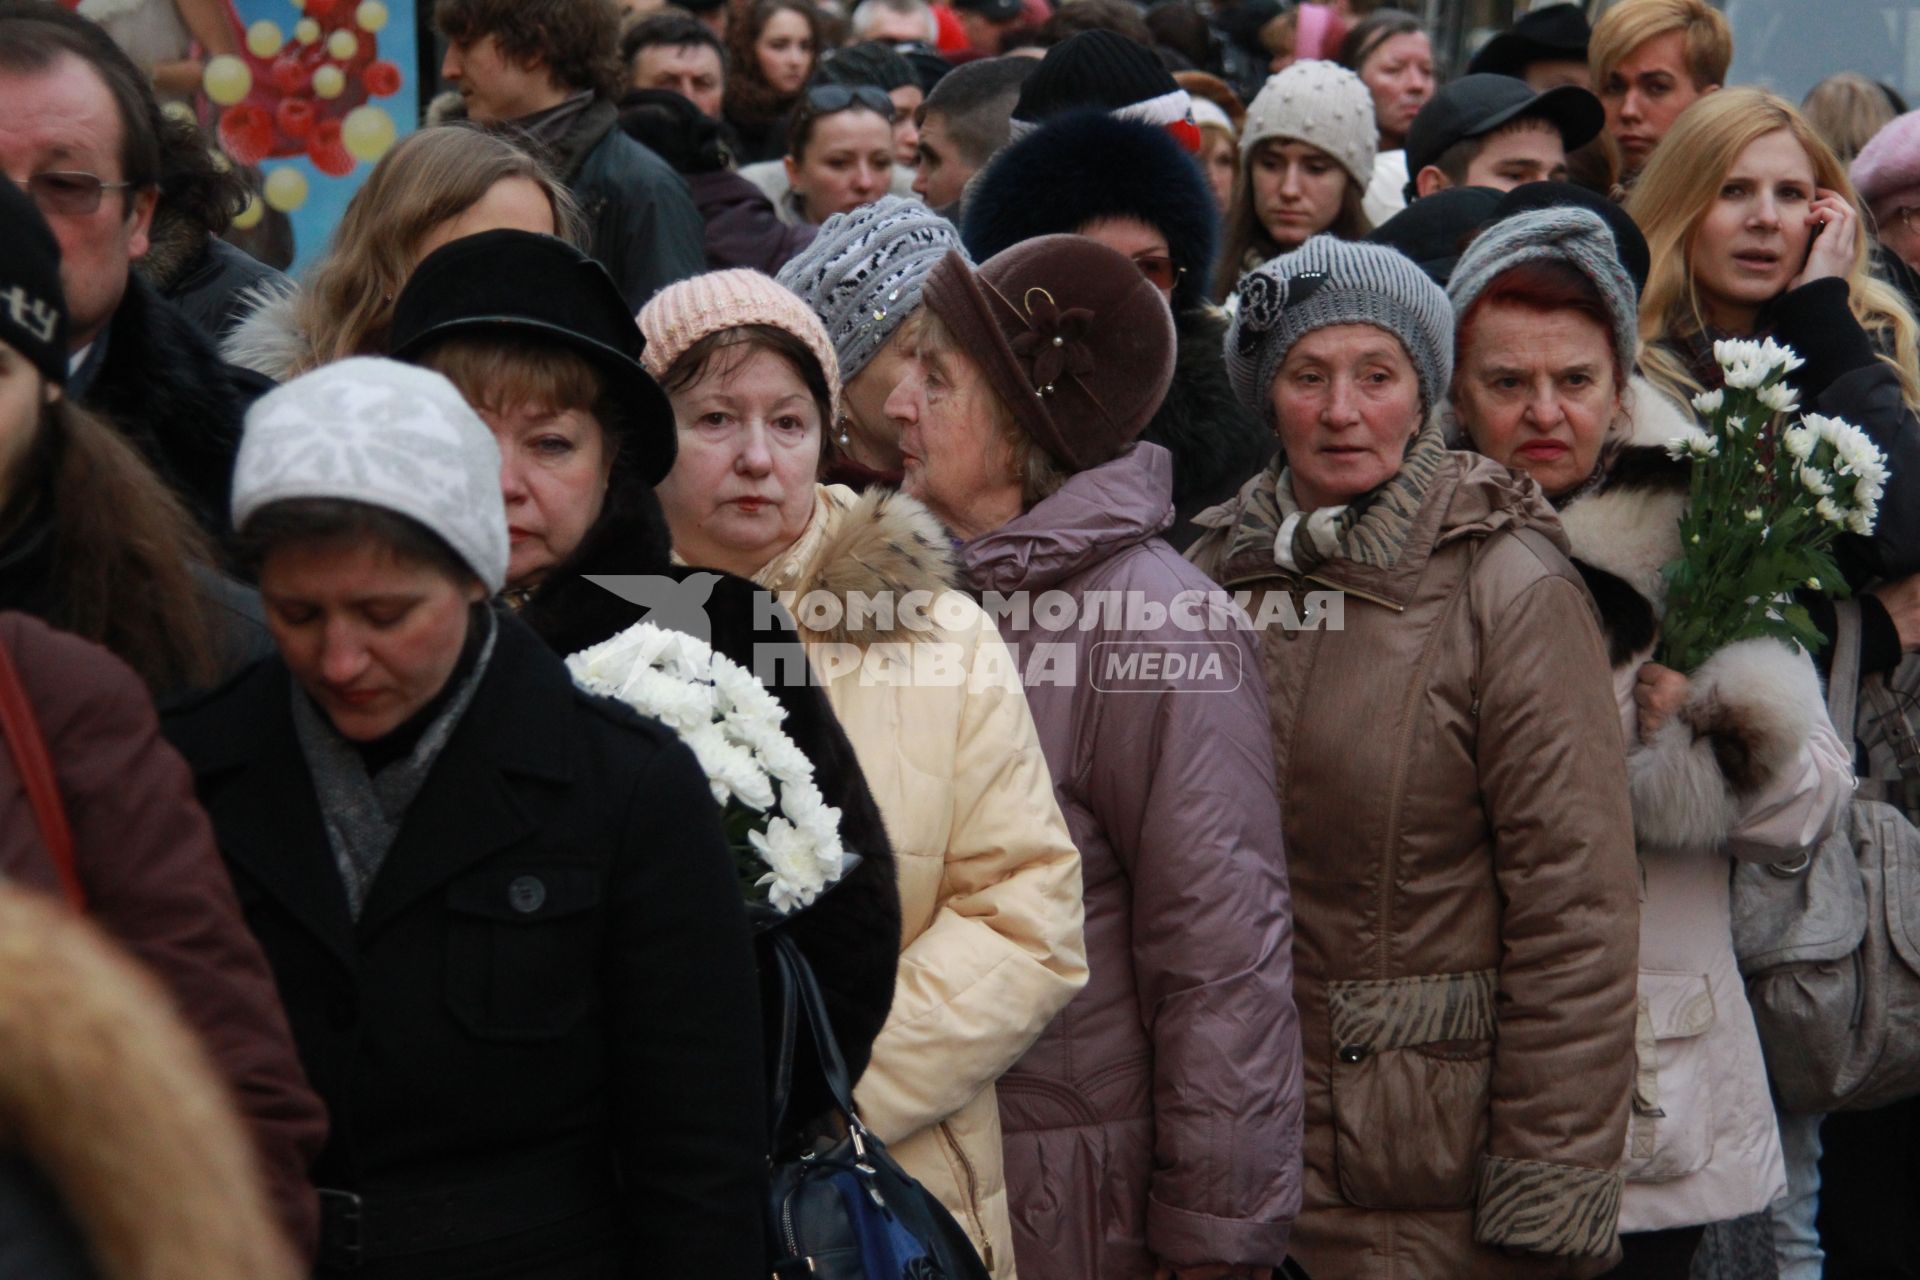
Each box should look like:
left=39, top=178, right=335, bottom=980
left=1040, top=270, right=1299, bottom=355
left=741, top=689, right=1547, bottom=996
left=920, top=235, right=1177, bottom=472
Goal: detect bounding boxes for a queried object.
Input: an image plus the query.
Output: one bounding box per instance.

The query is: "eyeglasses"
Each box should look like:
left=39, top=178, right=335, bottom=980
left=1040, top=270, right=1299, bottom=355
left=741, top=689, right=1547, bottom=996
left=1132, top=254, right=1186, bottom=292
left=15, top=171, right=136, bottom=216
left=801, top=83, right=897, bottom=123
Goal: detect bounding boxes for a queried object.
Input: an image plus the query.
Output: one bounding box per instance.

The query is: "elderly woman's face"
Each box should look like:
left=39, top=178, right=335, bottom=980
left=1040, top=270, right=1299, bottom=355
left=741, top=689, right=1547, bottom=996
left=885, top=335, right=1022, bottom=539
left=1454, top=300, right=1620, bottom=499
left=657, top=345, right=823, bottom=577
left=259, top=540, right=482, bottom=742
left=1272, top=322, right=1423, bottom=511
left=840, top=325, right=913, bottom=469
left=478, top=399, right=615, bottom=589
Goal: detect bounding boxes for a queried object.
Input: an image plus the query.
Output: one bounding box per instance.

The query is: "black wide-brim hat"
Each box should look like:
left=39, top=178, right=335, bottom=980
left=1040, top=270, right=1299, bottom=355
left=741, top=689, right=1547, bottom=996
left=1466, top=4, right=1591, bottom=80
left=391, top=230, right=676, bottom=485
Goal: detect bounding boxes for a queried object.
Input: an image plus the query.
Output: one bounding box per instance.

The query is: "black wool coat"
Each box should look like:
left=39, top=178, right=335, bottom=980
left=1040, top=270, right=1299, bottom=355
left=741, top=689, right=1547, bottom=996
left=519, top=497, right=902, bottom=1150
left=164, top=612, right=768, bottom=1279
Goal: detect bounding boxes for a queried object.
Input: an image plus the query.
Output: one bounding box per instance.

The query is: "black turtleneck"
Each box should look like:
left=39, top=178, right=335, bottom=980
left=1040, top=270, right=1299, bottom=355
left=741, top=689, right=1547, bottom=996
left=349, top=603, right=491, bottom=775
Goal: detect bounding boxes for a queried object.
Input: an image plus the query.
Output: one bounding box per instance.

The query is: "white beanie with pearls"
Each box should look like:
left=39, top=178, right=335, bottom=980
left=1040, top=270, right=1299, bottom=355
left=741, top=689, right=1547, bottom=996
left=1240, top=61, right=1379, bottom=190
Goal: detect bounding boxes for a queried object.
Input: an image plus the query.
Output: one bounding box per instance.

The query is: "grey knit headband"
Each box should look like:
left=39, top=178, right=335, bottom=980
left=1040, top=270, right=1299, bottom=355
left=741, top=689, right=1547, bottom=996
left=1446, top=206, right=1640, bottom=376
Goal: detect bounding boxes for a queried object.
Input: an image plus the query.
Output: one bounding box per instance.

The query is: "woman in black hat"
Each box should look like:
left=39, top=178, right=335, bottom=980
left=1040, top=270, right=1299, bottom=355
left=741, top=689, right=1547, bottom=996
left=388, top=230, right=902, bottom=1151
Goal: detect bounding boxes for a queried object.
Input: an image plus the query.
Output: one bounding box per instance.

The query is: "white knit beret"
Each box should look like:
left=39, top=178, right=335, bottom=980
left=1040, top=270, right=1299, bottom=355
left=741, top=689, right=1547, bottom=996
left=1240, top=61, right=1379, bottom=190
left=232, top=358, right=510, bottom=591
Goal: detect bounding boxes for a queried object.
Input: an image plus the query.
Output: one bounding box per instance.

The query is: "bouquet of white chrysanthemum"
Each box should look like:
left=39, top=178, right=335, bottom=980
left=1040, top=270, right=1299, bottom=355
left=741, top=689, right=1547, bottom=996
left=1659, top=337, right=1889, bottom=673
left=567, top=622, right=850, bottom=915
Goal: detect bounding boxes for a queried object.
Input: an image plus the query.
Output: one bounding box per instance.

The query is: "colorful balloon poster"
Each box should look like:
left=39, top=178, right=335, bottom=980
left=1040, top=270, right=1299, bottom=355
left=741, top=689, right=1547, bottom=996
left=198, top=0, right=415, bottom=272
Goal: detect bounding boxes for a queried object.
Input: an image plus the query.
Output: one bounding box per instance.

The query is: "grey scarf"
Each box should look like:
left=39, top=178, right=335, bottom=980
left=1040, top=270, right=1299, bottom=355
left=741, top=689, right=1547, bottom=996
left=291, top=613, right=499, bottom=918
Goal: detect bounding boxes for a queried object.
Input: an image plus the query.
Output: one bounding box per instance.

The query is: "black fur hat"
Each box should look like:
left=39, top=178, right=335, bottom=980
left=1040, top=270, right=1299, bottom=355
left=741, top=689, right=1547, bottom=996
left=961, top=109, right=1219, bottom=314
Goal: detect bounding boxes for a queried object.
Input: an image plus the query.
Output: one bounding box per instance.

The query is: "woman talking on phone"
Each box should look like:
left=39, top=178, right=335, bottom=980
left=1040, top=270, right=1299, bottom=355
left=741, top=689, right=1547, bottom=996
left=1629, top=88, right=1920, bottom=584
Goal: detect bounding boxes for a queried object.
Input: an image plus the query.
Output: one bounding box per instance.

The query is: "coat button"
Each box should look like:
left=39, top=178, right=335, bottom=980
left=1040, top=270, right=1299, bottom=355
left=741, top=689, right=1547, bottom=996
left=1337, top=1044, right=1368, bottom=1064
left=508, top=875, right=546, bottom=914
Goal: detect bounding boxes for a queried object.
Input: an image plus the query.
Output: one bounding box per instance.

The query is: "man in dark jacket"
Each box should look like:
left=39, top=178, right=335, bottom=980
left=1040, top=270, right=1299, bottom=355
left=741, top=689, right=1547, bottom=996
left=435, top=0, right=706, bottom=311
left=0, top=3, right=254, bottom=531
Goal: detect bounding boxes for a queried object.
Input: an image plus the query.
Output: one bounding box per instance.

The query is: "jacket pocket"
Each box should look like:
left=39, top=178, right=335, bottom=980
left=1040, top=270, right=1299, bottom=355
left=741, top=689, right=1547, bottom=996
left=1328, top=970, right=1495, bottom=1210
left=1622, top=969, right=1717, bottom=1183
left=445, top=864, right=604, bottom=1041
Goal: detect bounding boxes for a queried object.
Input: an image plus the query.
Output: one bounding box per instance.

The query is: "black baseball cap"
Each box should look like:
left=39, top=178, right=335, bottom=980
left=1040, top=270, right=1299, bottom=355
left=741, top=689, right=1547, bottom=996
left=1366, top=185, right=1505, bottom=286
left=1466, top=4, right=1591, bottom=80
left=390, top=230, right=677, bottom=485
left=1405, top=74, right=1604, bottom=186
left=952, top=0, right=1022, bottom=23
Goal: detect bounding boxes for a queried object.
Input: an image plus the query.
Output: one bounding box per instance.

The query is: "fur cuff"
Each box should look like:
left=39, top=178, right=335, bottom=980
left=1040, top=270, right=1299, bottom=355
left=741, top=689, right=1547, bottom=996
left=1473, top=1154, right=1623, bottom=1258
left=1626, top=637, right=1827, bottom=850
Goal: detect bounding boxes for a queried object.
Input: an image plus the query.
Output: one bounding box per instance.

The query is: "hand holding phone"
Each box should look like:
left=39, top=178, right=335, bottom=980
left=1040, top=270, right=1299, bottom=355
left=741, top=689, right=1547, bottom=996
left=1789, top=187, right=1857, bottom=290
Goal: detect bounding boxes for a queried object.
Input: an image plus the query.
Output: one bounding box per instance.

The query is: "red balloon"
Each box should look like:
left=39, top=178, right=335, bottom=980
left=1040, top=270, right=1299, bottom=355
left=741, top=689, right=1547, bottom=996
left=218, top=104, right=274, bottom=164
left=363, top=59, right=401, bottom=97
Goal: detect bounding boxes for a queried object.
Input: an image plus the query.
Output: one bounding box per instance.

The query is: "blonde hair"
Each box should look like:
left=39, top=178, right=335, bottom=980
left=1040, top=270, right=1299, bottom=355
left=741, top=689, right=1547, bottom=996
left=1802, top=72, right=1900, bottom=167
left=1627, top=88, right=1920, bottom=411
left=293, top=126, right=584, bottom=374
left=1589, top=0, right=1731, bottom=92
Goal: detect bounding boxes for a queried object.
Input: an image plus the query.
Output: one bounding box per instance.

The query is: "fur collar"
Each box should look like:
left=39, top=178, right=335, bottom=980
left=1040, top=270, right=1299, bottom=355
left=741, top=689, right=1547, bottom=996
left=758, top=486, right=958, bottom=650
left=220, top=284, right=312, bottom=383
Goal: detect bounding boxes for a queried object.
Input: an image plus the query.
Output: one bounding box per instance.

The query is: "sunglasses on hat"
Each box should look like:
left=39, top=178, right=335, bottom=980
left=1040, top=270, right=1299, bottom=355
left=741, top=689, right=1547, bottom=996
left=801, top=83, right=898, bottom=123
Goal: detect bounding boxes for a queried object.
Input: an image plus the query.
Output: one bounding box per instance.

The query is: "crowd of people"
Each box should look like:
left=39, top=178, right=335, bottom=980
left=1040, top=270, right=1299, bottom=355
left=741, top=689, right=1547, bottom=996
left=3, top=0, right=1920, bottom=1276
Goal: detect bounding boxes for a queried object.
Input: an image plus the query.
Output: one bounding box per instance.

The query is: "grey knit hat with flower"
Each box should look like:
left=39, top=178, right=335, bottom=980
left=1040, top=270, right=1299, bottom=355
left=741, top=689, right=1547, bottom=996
left=1225, top=234, right=1454, bottom=416
left=1240, top=61, right=1378, bottom=189
left=232, top=357, right=510, bottom=591
left=775, top=195, right=967, bottom=382
left=1446, top=205, right=1639, bottom=375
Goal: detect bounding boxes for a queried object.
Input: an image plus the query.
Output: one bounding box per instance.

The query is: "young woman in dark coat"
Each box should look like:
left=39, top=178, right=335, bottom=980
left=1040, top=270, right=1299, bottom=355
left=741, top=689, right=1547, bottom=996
left=165, top=357, right=768, bottom=1279
left=388, top=231, right=901, bottom=1145
left=961, top=110, right=1273, bottom=548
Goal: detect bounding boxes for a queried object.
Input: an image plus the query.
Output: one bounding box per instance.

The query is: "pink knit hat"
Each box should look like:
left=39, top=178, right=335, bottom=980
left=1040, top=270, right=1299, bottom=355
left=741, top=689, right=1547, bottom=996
left=1852, top=109, right=1920, bottom=226
left=1294, top=4, right=1349, bottom=62
left=637, top=269, right=842, bottom=421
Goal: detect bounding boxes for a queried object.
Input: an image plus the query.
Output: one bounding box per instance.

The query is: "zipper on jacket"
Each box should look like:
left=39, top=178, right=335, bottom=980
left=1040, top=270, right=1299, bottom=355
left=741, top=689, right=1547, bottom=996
left=936, top=1120, right=994, bottom=1273
left=1373, top=569, right=1475, bottom=980
left=1306, top=572, right=1407, bottom=614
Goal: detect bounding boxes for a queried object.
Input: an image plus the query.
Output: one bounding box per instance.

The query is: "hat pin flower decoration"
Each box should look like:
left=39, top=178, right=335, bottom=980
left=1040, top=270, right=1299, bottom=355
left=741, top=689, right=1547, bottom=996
left=567, top=624, right=852, bottom=921
left=1658, top=337, right=1888, bottom=674
left=1235, top=269, right=1331, bottom=357
left=1010, top=285, right=1095, bottom=398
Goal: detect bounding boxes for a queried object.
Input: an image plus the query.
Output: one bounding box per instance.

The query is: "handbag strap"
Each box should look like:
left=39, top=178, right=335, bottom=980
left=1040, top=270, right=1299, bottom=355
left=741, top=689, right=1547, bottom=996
left=1828, top=597, right=1863, bottom=740
left=767, top=930, right=859, bottom=1142
left=0, top=631, right=84, bottom=910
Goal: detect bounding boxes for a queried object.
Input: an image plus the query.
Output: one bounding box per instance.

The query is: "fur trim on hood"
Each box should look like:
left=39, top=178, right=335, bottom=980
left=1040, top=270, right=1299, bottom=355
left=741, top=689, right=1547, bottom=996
left=960, top=110, right=1219, bottom=314
left=0, top=886, right=299, bottom=1280
left=778, top=487, right=959, bottom=649
left=219, top=283, right=312, bottom=383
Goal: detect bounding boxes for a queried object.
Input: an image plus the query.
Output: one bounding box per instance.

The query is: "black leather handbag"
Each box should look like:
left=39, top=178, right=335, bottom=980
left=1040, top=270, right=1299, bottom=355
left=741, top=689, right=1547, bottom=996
left=765, top=931, right=989, bottom=1280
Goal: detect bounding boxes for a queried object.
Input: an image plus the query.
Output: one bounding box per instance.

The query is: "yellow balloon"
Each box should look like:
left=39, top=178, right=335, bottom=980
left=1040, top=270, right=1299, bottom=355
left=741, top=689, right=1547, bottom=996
left=327, top=29, right=358, bottom=60
left=295, top=17, right=321, bottom=43
left=263, top=167, right=309, bottom=213
left=201, top=54, right=253, bottom=106
left=341, top=105, right=397, bottom=163
left=312, top=64, right=347, bottom=99
left=231, top=193, right=265, bottom=230
left=245, top=20, right=284, bottom=59
left=355, top=0, right=389, bottom=32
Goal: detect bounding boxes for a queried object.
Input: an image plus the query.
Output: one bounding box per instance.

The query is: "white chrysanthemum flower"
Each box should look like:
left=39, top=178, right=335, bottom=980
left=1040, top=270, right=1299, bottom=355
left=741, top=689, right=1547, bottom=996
left=1724, top=415, right=1747, bottom=435
left=1800, top=466, right=1834, bottom=497
left=1744, top=506, right=1763, bottom=521
left=1809, top=577, right=1822, bottom=590
left=683, top=724, right=776, bottom=811
left=1758, top=336, right=1805, bottom=375
left=1757, top=382, right=1800, bottom=414
left=1783, top=425, right=1818, bottom=459
left=732, top=715, right=814, bottom=786
left=1816, top=496, right=1845, bottom=526
left=752, top=819, right=831, bottom=912
left=1849, top=508, right=1874, bottom=535
left=1692, top=389, right=1725, bottom=415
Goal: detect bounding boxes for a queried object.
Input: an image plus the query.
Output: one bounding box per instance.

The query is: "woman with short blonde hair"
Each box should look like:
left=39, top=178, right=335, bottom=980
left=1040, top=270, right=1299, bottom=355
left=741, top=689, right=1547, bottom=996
left=223, top=127, right=583, bottom=381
